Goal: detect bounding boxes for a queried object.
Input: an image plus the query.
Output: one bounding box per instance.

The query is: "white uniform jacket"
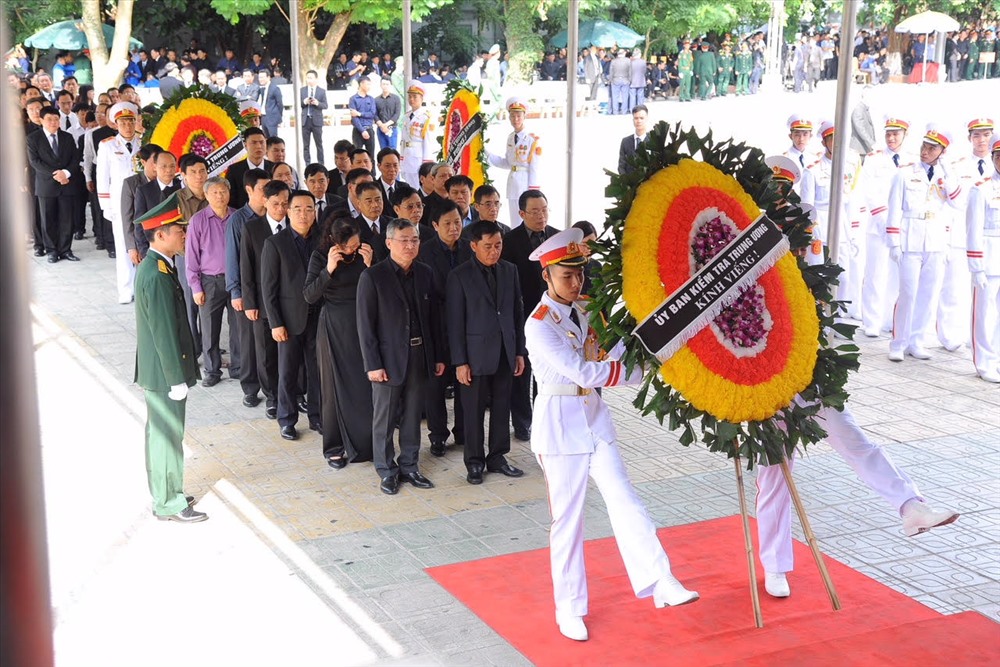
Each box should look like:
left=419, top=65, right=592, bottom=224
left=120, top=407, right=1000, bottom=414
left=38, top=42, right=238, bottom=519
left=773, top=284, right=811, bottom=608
left=862, top=148, right=912, bottom=234
left=967, top=171, right=1000, bottom=277
left=399, top=108, right=436, bottom=168
left=489, top=128, right=542, bottom=191
left=525, top=293, right=643, bottom=456
left=96, top=134, right=136, bottom=221
left=951, top=153, right=990, bottom=249
left=886, top=162, right=962, bottom=253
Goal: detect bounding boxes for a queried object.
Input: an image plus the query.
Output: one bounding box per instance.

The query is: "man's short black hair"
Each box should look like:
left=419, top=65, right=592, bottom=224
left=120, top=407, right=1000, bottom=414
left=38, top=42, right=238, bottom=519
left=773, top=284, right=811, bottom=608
left=349, top=147, right=371, bottom=161
left=445, top=175, right=474, bottom=192
left=304, top=163, right=328, bottom=179
left=179, top=153, right=208, bottom=172
left=243, top=167, right=270, bottom=191
left=473, top=184, right=500, bottom=203
left=288, top=188, right=314, bottom=205
left=56, top=89, right=73, bottom=100
left=466, top=219, right=503, bottom=241
left=346, top=167, right=373, bottom=186
left=266, top=135, right=285, bottom=147
left=137, top=143, right=163, bottom=162
left=39, top=107, right=59, bottom=119
left=242, top=127, right=265, bottom=141
left=257, top=67, right=272, bottom=77
left=391, top=183, right=419, bottom=208
left=432, top=199, right=460, bottom=223
left=377, top=147, right=400, bottom=163
left=632, top=104, right=648, bottom=115
left=355, top=181, right=382, bottom=198
left=334, top=139, right=354, bottom=155
left=418, top=162, right=435, bottom=179
left=518, top=189, right=547, bottom=212
left=263, top=180, right=290, bottom=199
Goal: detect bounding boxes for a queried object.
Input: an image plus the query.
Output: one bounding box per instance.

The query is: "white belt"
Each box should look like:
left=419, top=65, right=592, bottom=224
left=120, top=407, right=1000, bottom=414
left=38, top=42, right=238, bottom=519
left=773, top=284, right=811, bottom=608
left=904, top=212, right=937, bottom=220
left=537, top=383, right=592, bottom=396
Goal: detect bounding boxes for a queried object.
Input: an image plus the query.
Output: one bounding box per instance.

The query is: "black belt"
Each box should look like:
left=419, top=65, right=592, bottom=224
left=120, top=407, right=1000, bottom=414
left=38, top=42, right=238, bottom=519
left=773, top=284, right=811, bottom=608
left=410, top=337, right=423, bottom=346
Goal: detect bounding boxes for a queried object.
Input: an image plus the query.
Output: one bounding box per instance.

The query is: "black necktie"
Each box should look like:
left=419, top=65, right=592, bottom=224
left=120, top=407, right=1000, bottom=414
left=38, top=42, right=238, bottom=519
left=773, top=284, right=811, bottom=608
left=409, top=111, right=414, bottom=121
left=529, top=231, right=546, bottom=250
left=64, top=116, right=71, bottom=130
left=275, top=223, right=283, bottom=233
left=927, top=165, right=934, bottom=181
left=569, top=307, right=581, bottom=330
left=893, top=153, right=900, bottom=167
left=635, top=136, right=640, bottom=150
left=485, top=266, right=497, bottom=303
left=979, top=159, right=985, bottom=176
left=387, top=185, right=393, bottom=198
left=49, top=134, right=58, bottom=152
left=371, top=221, right=378, bottom=234
left=317, top=201, right=324, bottom=218
left=799, top=153, right=804, bottom=167
left=514, top=133, right=519, bottom=145
left=125, top=141, right=132, bottom=153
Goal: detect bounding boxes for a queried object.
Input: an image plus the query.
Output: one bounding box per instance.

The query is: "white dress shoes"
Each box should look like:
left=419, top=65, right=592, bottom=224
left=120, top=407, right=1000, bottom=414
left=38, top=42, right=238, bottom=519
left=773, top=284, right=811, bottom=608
left=653, top=575, right=700, bottom=608
left=901, top=500, right=959, bottom=537
left=888, top=349, right=905, bottom=362
left=765, top=571, right=791, bottom=598
left=907, top=346, right=932, bottom=360
left=556, top=613, right=588, bottom=641
left=979, top=370, right=1000, bottom=384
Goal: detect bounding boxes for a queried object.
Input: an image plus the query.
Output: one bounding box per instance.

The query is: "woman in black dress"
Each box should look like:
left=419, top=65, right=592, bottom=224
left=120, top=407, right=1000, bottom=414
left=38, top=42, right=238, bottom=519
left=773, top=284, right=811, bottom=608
left=303, top=216, right=375, bottom=468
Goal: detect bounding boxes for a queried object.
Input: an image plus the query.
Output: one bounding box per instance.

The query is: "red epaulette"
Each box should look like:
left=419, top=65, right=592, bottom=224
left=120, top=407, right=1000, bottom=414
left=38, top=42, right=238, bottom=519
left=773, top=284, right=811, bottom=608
left=532, top=305, right=549, bottom=320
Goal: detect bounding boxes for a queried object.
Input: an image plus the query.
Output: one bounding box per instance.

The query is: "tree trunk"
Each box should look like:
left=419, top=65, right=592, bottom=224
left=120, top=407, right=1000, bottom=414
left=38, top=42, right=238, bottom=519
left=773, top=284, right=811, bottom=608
left=295, top=7, right=352, bottom=83
left=886, top=4, right=906, bottom=77
left=503, top=0, right=543, bottom=84
left=81, top=0, right=135, bottom=93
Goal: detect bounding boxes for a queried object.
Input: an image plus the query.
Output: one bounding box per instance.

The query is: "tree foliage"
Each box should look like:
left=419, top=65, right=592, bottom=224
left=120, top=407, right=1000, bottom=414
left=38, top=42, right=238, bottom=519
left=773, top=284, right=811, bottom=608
left=4, top=0, right=80, bottom=45
left=617, top=0, right=771, bottom=55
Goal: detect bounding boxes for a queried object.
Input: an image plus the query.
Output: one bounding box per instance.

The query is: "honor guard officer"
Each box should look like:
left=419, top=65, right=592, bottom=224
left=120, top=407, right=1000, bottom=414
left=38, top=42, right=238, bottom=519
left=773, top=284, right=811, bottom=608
left=965, top=133, right=1000, bottom=383
left=887, top=124, right=963, bottom=362
left=860, top=116, right=913, bottom=337
left=783, top=114, right=819, bottom=197
left=97, top=101, right=141, bottom=304
left=239, top=100, right=264, bottom=130
left=488, top=97, right=542, bottom=228
left=525, top=228, right=699, bottom=643
left=399, top=80, right=436, bottom=189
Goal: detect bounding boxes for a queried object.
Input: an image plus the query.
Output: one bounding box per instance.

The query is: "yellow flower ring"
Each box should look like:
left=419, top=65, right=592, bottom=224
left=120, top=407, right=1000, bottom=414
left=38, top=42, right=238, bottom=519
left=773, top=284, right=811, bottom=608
left=622, top=159, right=819, bottom=422
left=149, top=98, right=239, bottom=160
left=441, top=87, right=487, bottom=190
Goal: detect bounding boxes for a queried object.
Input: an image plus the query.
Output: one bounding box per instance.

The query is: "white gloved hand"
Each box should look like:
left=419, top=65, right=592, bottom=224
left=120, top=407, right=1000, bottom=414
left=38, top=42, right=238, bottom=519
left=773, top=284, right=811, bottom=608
left=168, top=383, right=189, bottom=401
left=972, top=271, right=989, bottom=290
left=889, top=246, right=902, bottom=263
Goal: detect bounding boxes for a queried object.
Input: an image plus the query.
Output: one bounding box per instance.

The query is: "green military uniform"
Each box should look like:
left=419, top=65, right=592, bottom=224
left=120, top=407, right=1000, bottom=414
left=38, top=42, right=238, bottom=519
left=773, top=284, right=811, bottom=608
left=694, top=47, right=717, bottom=100
left=134, top=248, right=200, bottom=516
left=966, top=38, right=980, bottom=80
left=678, top=48, right=694, bottom=101
left=734, top=49, right=752, bottom=95
left=716, top=51, right=734, bottom=97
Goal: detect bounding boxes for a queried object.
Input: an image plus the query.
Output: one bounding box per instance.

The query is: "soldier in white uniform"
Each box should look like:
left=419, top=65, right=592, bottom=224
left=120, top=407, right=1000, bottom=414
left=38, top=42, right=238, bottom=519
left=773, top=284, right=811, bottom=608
left=886, top=124, right=963, bottom=362
left=783, top=114, right=819, bottom=197
left=488, top=97, right=542, bottom=227
left=935, top=117, right=994, bottom=351
left=399, top=80, right=436, bottom=189
left=96, top=102, right=140, bottom=304
left=860, top=117, right=913, bottom=337
left=525, top=229, right=698, bottom=643
left=965, top=133, right=1000, bottom=383
left=238, top=99, right=263, bottom=130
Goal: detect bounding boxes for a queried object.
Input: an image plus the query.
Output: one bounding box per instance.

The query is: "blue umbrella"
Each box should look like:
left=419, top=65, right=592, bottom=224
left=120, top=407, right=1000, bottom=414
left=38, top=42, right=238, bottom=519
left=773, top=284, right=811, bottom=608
left=24, top=19, right=143, bottom=51
left=550, top=20, right=645, bottom=50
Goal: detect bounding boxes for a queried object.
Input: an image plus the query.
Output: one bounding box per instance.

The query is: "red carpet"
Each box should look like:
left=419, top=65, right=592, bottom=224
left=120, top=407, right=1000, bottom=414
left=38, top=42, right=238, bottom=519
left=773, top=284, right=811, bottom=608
left=427, top=516, right=998, bottom=666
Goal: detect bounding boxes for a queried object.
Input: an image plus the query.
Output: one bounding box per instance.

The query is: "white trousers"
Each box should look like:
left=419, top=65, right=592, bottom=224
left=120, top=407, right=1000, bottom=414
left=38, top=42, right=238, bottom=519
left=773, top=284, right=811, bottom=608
left=861, top=224, right=898, bottom=332
left=110, top=213, right=136, bottom=303
left=506, top=170, right=528, bottom=228
left=934, top=246, right=972, bottom=349
left=756, top=406, right=922, bottom=573
left=890, top=251, right=945, bottom=354
left=400, top=168, right=420, bottom=193
left=839, top=231, right=865, bottom=320
left=972, top=276, right=1000, bottom=377
left=537, top=440, right=673, bottom=617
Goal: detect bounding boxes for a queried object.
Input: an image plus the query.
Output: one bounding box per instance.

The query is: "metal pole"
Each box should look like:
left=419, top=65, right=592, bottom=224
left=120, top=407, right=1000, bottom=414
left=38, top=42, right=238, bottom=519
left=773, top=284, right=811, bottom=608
left=402, top=0, right=413, bottom=90
left=289, top=0, right=304, bottom=176
left=0, top=17, right=55, bottom=667
left=565, top=0, right=579, bottom=229
left=826, top=0, right=859, bottom=267
left=763, top=0, right=785, bottom=93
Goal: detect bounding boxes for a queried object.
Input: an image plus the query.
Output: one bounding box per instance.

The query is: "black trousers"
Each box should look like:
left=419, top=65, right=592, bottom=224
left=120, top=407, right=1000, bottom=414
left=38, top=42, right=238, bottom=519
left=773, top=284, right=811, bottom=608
left=425, top=365, right=464, bottom=445
left=352, top=127, right=376, bottom=160
left=174, top=254, right=202, bottom=358
left=72, top=190, right=87, bottom=235
left=510, top=354, right=534, bottom=435
left=460, top=360, right=513, bottom=471
left=236, top=307, right=261, bottom=398
left=252, top=316, right=279, bottom=406
left=37, top=194, right=74, bottom=256
left=30, top=193, right=44, bottom=252
left=276, top=311, right=320, bottom=427
left=198, top=274, right=239, bottom=379
left=302, top=117, right=324, bottom=165
left=371, top=345, right=427, bottom=478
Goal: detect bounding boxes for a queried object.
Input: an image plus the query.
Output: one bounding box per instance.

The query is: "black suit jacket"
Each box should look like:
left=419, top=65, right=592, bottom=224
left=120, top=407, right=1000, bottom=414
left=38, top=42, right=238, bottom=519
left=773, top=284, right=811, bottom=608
left=226, top=159, right=274, bottom=210
left=240, top=216, right=285, bottom=314
left=376, top=177, right=408, bottom=207
left=300, top=85, right=328, bottom=126
left=356, top=259, right=443, bottom=386
left=133, top=178, right=181, bottom=256
left=355, top=214, right=392, bottom=263
left=259, top=84, right=283, bottom=128
left=26, top=129, right=80, bottom=197
left=618, top=134, right=646, bottom=174
left=260, top=227, right=317, bottom=335
left=460, top=218, right=510, bottom=243
left=446, top=258, right=525, bottom=375
left=500, top=224, right=559, bottom=313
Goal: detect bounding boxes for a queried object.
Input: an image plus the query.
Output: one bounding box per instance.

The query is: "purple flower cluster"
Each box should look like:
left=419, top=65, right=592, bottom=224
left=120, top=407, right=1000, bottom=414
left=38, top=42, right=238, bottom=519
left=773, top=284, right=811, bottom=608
left=691, top=215, right=736, bottom=269
left=190, top=133, right=216, bottom=158
left=714, top=286, right=768, bottom=348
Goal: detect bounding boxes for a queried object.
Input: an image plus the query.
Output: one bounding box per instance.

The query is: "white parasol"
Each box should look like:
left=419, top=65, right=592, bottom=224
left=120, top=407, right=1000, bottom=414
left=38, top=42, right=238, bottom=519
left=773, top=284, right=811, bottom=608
left=894, top=11, right=960, bottom=83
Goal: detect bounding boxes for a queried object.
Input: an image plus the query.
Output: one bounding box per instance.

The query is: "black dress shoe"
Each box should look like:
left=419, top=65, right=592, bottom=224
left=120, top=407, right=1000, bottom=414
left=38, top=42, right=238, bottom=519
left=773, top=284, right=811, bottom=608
left=488, top=463, right=525, bottom=478
left=157, top=506, right=208, bottom=523
left=401, top=471, right=434, bottom=489
left=73, top=231, right=85, bottom=240
left=33, top=248, right=46, bottom=257
left=61, top=252, right=80, bottom=262
left=242, top=393, right=262, bottom=408
left=47, top=254, right=59, bottom=263
left=265, top=405, right=277, bottom=419
left=309, top=420, right=323, bottom=434
left=514, top=430, right=531, bottom=441
left=430, top=440, right=446, bottom=457
left=380, top=474, right=400, bottom=495
left=467, top=467, right=484, bottom=485
left=297, top=396, right=308, bottom=414
left=327, top=456, right=347, bottom=470
left=186, top=495, right=195, bottom=505
left=95, top=242, right=105, bottom=251
left=202, top=375, right=221, bottom=388
left=107, top=250, right=116, bottom=258
left=280, top=425, right=298, bottom=441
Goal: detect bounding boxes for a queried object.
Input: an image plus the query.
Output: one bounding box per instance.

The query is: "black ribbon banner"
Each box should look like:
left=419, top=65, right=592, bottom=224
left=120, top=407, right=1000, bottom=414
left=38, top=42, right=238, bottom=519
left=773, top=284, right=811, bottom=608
left=446, top=113, right=484, bottom=171
left=206, top=135, right=248, bottom=177
left=633, top=215, right=788, bottom=359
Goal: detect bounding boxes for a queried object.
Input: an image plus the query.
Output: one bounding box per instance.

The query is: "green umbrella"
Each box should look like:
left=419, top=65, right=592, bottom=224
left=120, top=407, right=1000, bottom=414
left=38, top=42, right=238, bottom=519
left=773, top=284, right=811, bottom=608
left=24, top=19, right=143, bottom=51
left=550, top=20, right=644, bottom=50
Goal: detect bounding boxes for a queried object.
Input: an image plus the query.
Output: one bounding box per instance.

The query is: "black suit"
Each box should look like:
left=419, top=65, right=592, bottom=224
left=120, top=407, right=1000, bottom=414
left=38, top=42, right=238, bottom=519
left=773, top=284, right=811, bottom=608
left=618, top=134, right=646, bottom=175
left=313, top=193, right=344, bottom=226
left=240, top=216, right=284, bottom=407
left=356, top=258, right=444, bottom=479
left=226, top=158, right=274, bottom=210
left=418, top=236, right=472, bottom=447
left=447, top=257, right=525, bottom=471
left=460, top=217, right=510, bottom=243
left=355, top=213, right=392, bottom=263
left=375, top=177, right=408, bottom=207
left=328, top=169, right=348, bottom=193
left=258, top=84, right=283, bottom=137
left=133, top=178, right=181, bottom=258
left=261, top=227, right=321, bottom=427
left=420, top=191, right=448, bottom=227
left=26, top=128, right=81, bottom=256
left=300, top=85, right=328, bottom=164
left=500, top=223, right=559, bottom=437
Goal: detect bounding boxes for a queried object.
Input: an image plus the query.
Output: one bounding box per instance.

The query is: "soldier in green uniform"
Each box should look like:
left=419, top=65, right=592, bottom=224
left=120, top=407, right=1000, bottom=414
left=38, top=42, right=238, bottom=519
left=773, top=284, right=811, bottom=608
left=965, top=30, right=980, bottom=80
left=694, top=42, right=717, bottom=100
left=735, top=41, right=752, bottom=95
left=134, top=193, right=207, bottom=523
left=678, top=40, right=694, bottom=102
left=716, top=44, right=734, bottom=97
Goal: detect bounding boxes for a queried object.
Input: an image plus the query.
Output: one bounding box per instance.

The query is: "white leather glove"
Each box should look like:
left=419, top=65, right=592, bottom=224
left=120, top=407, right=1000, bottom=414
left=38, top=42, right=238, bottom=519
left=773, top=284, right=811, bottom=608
left=168, top=383, right=189, bottom=401
left=972, top=271, right=989, bottom=290
left=889, top=246, right=902, bottom=263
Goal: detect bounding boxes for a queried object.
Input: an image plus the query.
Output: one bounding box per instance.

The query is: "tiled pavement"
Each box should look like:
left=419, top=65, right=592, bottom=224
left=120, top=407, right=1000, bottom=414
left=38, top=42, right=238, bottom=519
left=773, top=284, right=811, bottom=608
left=30, top=232, right=999, bottom=666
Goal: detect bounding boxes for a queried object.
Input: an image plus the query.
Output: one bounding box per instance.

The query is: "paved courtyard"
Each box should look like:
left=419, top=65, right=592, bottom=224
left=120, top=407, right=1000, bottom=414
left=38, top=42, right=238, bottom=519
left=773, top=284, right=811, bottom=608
left=26, top=78, right=1000, bottom=666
